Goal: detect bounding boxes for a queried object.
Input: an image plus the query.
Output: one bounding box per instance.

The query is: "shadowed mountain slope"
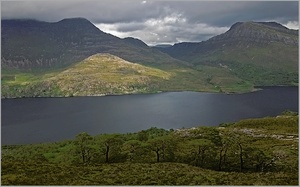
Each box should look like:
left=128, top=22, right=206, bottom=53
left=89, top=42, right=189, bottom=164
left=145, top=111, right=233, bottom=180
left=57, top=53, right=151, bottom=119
left=1, top=18, right=184, bottom=70
left=156, top=21, right=298, bottom=85
left=1, top=19, right=298, bottom=97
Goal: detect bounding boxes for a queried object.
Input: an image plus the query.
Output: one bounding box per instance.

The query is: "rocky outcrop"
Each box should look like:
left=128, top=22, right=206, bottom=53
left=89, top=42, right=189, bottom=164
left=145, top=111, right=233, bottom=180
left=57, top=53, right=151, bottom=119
left=157, top=21, right=298, bottom=63
left=209, top=22, right=298, bottom=46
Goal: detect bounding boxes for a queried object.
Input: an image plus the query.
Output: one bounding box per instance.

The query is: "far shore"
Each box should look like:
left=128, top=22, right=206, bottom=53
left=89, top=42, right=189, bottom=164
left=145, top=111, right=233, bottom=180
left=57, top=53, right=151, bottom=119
left=1, top=85, right=298, bottom=99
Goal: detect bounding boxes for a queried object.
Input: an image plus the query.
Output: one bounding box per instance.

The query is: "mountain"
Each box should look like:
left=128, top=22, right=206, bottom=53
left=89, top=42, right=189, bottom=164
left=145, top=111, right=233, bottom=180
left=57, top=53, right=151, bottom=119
left=158, top=21, right=298, bottom=60
left=1, top=19, right=298, bottom=97
left=1, top=18, right=184, bottom=70
left=122, top=37, right=148, bottom=48
left=154, top=44, right=173, bottom=48
left=157, top=21, right=298, bottom=85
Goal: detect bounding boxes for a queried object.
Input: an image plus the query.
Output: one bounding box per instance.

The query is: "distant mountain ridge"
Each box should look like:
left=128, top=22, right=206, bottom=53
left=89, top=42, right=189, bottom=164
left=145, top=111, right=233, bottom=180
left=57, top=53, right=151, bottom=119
left=158, top=21, right=298, bottom=58
left=156, top=21, right=298, bottom=85
left=154, top=44, right=173, bottom=48
left=122, top=37, right=149, bottom=48
left=1, top=18, right=183, bottom=70
left=209, top=21, right=298, bottom=45
left=1, top=19, right=298, bottom=98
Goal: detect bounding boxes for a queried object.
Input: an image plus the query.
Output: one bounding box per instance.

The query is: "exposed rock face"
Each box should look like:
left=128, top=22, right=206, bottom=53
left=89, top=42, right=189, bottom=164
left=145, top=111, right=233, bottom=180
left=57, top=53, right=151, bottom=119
left=157, top=21, right=298, bottom=62
left=209, top=22, right=298, bottom=46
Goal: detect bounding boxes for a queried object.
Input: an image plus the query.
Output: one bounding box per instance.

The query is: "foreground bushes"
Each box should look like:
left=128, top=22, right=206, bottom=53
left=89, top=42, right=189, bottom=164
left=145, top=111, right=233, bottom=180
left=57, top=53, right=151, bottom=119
left=1, top=113, right=298, bottom=185
left=1, top=162, right=298, bottom=185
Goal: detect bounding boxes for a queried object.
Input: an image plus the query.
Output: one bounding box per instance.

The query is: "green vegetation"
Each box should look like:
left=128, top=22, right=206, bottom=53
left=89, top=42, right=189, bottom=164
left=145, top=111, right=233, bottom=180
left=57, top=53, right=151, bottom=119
left=3, top=20, right=297, bottom=98
left=2, top=112, right=298, bottom=185
left=159, top=22, right=298, bottom=87
left=1, top=54, right=169, bottom=97
left=1, top=53, right=255, bottom=98
left=192, top=42, right=299, bottom=86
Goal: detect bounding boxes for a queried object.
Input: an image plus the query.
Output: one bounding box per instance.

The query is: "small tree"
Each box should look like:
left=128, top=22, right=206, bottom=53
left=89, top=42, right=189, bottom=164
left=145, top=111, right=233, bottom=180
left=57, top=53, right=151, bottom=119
left=244, top=147, right=278, bottom=172
left=217, top=133, right=235, bottom=171
left=98, top=134, right=124, bottom=163
left=186, top=139, right=215, bottom=167
left=74, top=132, right=94, bottom=164
left=122, top=139, right=142, bottom=162
left=228, top=132, right=246, bottom=172
left=146, top=135, right=177, bottom=163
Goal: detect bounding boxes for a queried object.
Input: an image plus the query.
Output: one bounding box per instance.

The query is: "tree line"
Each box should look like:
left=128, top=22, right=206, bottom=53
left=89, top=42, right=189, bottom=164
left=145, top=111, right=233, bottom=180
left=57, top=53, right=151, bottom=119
left=74, top=126, right=289, bottom=173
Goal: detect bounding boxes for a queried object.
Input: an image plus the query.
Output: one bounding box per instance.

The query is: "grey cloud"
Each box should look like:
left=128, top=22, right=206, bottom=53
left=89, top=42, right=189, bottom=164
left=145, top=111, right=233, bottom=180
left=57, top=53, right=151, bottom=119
left=1, top=1, right=298, bottom=45
left=155, top=1, right=298, bottom=26
left=115, top=22, right=147, bottom=32
left=1, top=0, right=166, bottom=23
left=98, top=14, right=229, bottom=45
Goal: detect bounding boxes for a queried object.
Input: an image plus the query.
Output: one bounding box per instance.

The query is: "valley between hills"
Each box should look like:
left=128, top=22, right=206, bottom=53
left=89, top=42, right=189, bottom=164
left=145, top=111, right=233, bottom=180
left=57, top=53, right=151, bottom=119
left=1, top=18, right=298, bottom=98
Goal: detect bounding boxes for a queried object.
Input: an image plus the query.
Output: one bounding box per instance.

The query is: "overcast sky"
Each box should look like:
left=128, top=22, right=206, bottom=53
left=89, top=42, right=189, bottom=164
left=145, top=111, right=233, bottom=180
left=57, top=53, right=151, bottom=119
left=1, top=0, right=299, bottom=45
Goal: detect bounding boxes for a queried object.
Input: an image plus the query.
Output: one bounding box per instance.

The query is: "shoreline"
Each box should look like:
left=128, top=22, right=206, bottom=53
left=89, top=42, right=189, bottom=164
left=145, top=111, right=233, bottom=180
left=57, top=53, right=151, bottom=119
left=1, top=85, right=298, bottom=99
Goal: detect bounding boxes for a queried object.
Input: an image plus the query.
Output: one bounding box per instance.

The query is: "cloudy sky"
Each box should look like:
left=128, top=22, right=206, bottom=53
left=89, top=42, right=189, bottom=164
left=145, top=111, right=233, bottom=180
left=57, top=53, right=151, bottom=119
left=1, top=0, right=299, bottom=45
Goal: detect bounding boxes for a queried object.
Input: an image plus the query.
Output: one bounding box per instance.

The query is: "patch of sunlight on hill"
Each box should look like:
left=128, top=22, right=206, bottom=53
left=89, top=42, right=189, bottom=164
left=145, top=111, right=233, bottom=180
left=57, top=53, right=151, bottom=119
left=47, top=53, right=172, bottom=96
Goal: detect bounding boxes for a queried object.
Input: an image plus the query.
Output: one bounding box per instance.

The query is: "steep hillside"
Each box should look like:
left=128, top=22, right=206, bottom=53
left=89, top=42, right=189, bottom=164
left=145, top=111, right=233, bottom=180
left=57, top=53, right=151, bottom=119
left=1, top=18, right=184, bottom=70
left=122, top=37, right=149, bottom=48
left=157, top=21, right=298, bottom=86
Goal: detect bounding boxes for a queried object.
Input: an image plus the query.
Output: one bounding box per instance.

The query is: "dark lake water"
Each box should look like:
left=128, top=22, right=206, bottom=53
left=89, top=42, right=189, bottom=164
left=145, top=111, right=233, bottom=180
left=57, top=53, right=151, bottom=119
left=1, top=86, right=298, bottom=145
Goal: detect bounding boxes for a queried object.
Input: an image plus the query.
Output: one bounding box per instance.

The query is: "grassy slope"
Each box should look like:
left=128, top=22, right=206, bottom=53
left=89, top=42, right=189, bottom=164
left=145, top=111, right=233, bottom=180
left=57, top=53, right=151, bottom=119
left=1, top=53, right=171, bottom=97
left=159, top=22, right=298, bottom=87
left=45, top=53, right=173, bottom=96
left=1, top=113, right=298, bottom=185
left=1, top=53, right=254, bottom=98
left=192, top=42, right=298, bottom=86
left=1, top=162, right=297, bottom=185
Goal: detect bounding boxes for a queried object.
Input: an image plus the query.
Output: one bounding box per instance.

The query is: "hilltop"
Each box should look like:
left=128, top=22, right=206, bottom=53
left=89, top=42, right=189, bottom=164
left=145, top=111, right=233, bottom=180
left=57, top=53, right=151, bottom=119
left=43, top=53, right=172, bottom=96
